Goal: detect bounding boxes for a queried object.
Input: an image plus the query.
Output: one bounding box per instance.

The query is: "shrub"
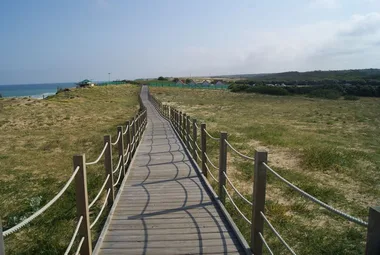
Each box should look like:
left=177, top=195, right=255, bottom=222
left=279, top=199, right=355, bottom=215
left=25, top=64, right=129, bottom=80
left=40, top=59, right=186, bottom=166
left=344, top=95, right=359, bottom=101
left=248, top=86, right=290, bottom=96
left=308, top=89, right=341, bottom=99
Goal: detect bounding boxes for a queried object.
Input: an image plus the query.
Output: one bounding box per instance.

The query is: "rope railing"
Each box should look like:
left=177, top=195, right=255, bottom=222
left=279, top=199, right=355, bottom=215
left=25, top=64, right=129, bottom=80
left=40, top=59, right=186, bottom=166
left=124, top=144, right=130, bottom=157
left=204, top=129, right=219, bottom=140
left=260, top=211, right=297, bottom=255
left=124, top=152, right=130, bottom=166
left=223, top=172, right=252, bottom=206
left=225, top=140, right=254, bottom=161
left=75, top=237, right=85, bottom=255
left=3, top=166, right=80, bottom=237
left=262, top=162, right=368, bottom=227
left=195, top=150, right=202, bottom=162
left=205, top=163, right=219, bottom=183
left=204, top=152, right=218, bottom=170
left=122, top=125, right=129, bottom=135
left=259, top=232, right=274, bottom=255
left=89, top=174, right=110, bottom=209
left=194, top=122, right=200, bottom=129
left=64, top=216, right=83, bottom=255
left=85, top=143, right=108, bottom=166
left=111, top=132, right=121, bottom=146
left=90, top=189, right=111, bottom=229
left=195, top=142, right=201, bottom=152
left=223, top=186, right=251, bottom=225
left=113, top=156, right=123, bottom=174
left=113, top=166, right=123, bottom=187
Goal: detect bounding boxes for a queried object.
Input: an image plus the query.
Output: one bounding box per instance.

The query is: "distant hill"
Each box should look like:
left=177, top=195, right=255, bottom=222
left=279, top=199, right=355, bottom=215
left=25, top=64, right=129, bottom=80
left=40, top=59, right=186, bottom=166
left=214, top=69, right=380, bottom=83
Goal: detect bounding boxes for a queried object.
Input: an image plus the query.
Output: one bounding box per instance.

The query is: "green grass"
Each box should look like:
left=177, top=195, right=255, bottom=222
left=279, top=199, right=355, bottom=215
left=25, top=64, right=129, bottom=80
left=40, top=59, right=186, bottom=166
left=0, top=84, right=140, bottom=254
left=151, top=86, right=380, bottom=254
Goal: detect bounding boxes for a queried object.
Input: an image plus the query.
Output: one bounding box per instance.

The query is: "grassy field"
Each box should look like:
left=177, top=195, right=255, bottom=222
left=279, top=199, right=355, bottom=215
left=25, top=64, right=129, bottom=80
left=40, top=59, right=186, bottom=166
left=151, top=87, right=380, bottom=254
left=0, top=84, right=140, bottom=254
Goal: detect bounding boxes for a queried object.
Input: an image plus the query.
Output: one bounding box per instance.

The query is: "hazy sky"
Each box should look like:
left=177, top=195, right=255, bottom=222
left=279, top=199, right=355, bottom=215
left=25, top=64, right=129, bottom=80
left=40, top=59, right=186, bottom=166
left=1, top=0, right=380, bottom=85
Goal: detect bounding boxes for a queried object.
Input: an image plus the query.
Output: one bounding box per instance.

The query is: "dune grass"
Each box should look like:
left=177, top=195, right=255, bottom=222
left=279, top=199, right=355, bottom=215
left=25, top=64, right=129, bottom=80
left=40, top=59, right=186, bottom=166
left=0, top=84, right=140, bottom=254
left=151, top=86, right=380, bottom=254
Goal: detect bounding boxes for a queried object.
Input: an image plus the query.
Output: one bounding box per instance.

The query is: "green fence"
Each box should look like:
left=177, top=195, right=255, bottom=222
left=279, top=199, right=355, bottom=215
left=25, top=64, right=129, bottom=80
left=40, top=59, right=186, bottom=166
left=148, top=81, right=229, bottom=90
left=97, top=81, right=127, bottom=86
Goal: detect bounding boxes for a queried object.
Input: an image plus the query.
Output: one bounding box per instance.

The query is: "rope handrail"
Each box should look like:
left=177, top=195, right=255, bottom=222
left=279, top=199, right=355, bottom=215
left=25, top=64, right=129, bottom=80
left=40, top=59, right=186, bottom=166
left=205, top=163, right=219, bottom=183
left=111, top=132, right=121, bottom=146
left=223, top=172, right=253, bottom=206
left=122, top=125, right=129, bottom=135
left=195, top=150, right=202, bottom=162
left=113, top=156, right=123, bottom=174
left=130, top=120, right=135, bottom=126
left=188, top=142, right=194, bottom=151
left=113, top=165, right=123, bottom=187
left=75, top=237, right=85, bottom=255
left=90, top=189, right=111, bottom=229
left=194, top=122, right=199, bottom=129
left=3, top=166, right=80, bottom=237
left=204, top=129, right=219, bottom=140
left=259, top=232, right=274, bottom=255
left=204, top=152, right=219, bottom=170
left=261, top=211, right=297, bottom=255
left=124, top=146, right=130, bottom=157
left=223, top=186, right=251, bottom=224
left=124, top=152, right=130, bottom=166
left=86, top=143, right=108, bottom=166
left=225, top=140, right=254, bottom=161
left=89, top=174, right=110, bottom=209
left=262, top=163, right=368, bottom=227
left=64, top=216, right=83, bottom=255
left=195, top=142, right=201, bottom=152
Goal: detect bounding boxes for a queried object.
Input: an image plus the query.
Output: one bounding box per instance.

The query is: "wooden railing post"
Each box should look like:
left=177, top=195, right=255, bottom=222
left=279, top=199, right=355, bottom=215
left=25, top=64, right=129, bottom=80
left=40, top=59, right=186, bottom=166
left=186, top=116, right=191, bottom=149
left=117, top=126, right=125, bottom=178
left=192, top=119, right=197, bottom=160
left=179, top=112, right=183, bottom=139
left=0, top=217, right=5, bottom=255
left=219, top=132, right=228, bottom=205
left=125, top=121, right=131, bottom=167
left=251, top=150, right=268, bottom=255
left=103, top=135, right=115, bottom=205
left=201, top=123, right=207, bottom=177
left=183, top=113, right=187, bottom=141
left=366, top=206, right=380, bottom=254
left=73, top=154, right=92, bottom=255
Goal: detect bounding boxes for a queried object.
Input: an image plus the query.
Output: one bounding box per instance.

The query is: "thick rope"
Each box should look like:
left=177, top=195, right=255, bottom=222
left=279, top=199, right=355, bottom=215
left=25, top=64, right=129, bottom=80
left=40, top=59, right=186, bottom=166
left=204, top=129, right=219, bottom=140
left=64, top=216, right=83, bottom=255
left=261, top=211, right=297, bottom=255
left=195, top=142, right=201, bottom=152
left=124, top=153, right=130, bottom=166
left=223, top=172, right=253, bottom=206
left=263, top=163, right=368, bottom=227
left=259, top=232, right=274, bottom=255
left=90, top=189, right=111, bottom=229
left=122, top=125, right=129, bottom=135
left=204, top=152, right=218, bottom=170
left=74, top=237, right=85, bottom=255
left=113, top=166, right=123, bottom=187
left=3, top=167, right=80, bottom=237
left=113, top=156, right=122, bottom=174
left=224, top=186, right=251, bottom=224
left=86, top=143, right=108, bottom=166
left=89, top=175, right=110, bottom=209
left=111, top=132, right=121, bottom=146
left=225, top=140, right=254, bottom=161
left=205, top=163, right=219, bottom=183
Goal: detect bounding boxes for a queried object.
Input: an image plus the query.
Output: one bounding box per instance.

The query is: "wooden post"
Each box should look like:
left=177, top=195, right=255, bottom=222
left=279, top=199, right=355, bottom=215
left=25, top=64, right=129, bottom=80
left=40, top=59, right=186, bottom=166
left=73, top=154, right=92, bottom=255
left=186, top=116, right=191, bottom=149
left=0, top=217, right=5, bottom=255
left=366, top=206, right=380, bottom=254
left=103, top=135, right=115, bottom=205
left=192, top=119, right=197, bottom=160
left=219, top=132, right=228, bottom=205
left=183, top=113, right=187, bottom=141
left=117, top=126, right=125, bottom=178
left=201, top=123, right=207, bottom=177
left=251, top=150, right=268, bottom=255
left=179, top=112, right=183, bottom=139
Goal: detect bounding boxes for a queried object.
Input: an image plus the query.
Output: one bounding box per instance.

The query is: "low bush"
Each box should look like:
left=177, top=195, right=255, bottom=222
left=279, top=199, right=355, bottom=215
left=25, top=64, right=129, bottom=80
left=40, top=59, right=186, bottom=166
left=344, top=95, right=359, bottom=100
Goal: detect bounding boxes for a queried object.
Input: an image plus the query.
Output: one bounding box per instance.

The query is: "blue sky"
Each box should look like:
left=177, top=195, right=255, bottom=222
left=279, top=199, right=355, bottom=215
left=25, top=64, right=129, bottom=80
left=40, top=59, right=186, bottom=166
left=1, top=0, right=380, bottom=85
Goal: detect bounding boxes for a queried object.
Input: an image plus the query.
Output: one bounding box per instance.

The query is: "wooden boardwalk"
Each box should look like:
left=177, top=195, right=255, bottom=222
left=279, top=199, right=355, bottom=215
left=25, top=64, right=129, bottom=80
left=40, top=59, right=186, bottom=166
left=94, top=86, right=247, bottom=255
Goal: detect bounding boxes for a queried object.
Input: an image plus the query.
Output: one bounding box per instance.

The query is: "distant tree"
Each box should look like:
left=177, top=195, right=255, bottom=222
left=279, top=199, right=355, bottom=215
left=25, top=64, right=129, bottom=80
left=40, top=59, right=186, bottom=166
left=173, top=78, right=179, bottom=83
left=185, top=78, right=192, bottom=84
left=0, top=93, right=2, bottom=98
left=158, top=76, right=166, bottom=81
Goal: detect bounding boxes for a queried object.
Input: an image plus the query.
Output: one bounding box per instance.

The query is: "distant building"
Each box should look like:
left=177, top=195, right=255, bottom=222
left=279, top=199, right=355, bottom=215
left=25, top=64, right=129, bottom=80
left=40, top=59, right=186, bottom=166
left=202, top=80, right=211, bottom=86
left=176, top=80, right=185, bottom=86
left=76, top=79, right=95, bottom=88
left=215, top=81, right=224, bottom=86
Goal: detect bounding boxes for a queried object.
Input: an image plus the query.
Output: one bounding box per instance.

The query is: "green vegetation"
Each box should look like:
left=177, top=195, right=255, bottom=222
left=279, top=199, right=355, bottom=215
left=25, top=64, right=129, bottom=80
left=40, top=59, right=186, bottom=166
left=1, top=84, right=140, bottom=254
left=151, top=86, right=380, bottom=254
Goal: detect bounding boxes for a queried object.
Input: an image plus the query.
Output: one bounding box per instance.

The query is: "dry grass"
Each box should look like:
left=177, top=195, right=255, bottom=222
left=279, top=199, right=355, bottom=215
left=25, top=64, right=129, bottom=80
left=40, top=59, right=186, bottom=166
left=0, top=84, right=140, bottom=254
left=151, top=86, right=380, bottom=254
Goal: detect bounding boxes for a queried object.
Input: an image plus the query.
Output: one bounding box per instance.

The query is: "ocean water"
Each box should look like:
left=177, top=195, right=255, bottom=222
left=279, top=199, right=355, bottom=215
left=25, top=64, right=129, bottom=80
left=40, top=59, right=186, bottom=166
left=0, top=82, right=76, bottom=99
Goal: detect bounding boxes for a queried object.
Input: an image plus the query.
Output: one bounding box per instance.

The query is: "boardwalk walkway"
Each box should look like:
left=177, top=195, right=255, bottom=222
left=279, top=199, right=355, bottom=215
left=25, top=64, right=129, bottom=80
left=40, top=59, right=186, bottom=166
left=94, top=86, right=247, bottom=254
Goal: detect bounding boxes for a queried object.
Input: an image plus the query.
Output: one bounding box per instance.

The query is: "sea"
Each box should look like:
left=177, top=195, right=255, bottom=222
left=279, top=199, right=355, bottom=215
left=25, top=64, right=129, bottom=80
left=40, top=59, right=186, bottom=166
left=0, top=82, right=76, bottom=99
